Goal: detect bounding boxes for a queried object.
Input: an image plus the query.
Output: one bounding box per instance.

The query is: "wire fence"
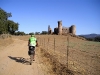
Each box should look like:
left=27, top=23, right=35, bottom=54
left=37, top=36, right=100, bottom=75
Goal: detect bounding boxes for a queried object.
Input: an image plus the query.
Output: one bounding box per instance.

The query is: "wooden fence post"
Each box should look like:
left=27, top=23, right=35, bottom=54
left=54, top=38, right=55, bottom=53
left=67, top=36, right=69, bottom=69
left=47, top=38, right=49, bottom=51
left=44, top=38, right=45, bottom=47
left=42, top=39, right=43, bottom=46
left=40, top=38, right=41, bottom=45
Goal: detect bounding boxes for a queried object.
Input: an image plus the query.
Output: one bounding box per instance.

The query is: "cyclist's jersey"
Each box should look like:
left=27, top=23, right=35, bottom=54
left=29, top=37, right=37, bottom=46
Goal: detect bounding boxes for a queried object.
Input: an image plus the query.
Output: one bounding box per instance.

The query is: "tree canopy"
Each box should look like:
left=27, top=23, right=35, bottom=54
left=41, top=31, right=48, bottom=34
left=0, top=8, right=19, bottom=34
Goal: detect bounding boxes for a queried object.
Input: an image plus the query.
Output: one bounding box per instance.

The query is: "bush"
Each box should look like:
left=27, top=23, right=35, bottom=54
left=94, top=36, right=100, bottom=42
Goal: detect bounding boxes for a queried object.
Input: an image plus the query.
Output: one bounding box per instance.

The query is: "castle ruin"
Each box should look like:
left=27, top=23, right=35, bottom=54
left=48, top=20, right=76, bottom=35
left=48, top=25, right=52, bottom=34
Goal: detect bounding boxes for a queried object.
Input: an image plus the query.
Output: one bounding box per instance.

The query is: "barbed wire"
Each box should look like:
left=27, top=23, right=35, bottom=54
left=38, top=37, right=100, bottom=75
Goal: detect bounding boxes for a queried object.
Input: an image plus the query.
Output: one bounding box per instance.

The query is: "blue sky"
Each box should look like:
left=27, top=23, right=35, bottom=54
left=0, top=0, right=100, bottom=35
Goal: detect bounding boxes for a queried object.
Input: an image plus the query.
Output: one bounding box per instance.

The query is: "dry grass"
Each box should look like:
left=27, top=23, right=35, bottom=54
left=11, top=35, right=100, bottom=75
left=12, top=35, right=30, bottom=41
left=39, top=48, right=74, bottom=75
left=37, top=35, right=100, bottom=75
left=0, top=38, right=14, bottom=50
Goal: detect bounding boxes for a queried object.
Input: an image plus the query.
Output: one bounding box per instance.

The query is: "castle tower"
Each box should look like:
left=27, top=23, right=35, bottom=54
left=58, top=21, right=62, bottom=35
left=50, top=28, right=52, bottom=34
left=54, top=27, right=58, bottom=35
left=48, top=25, right=50, bottom=34
left=70, top=25, right=76, bottom=35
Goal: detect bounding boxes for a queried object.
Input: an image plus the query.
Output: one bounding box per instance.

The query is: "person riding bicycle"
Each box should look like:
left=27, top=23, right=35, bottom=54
left=28, top=34, right=38, bottom=61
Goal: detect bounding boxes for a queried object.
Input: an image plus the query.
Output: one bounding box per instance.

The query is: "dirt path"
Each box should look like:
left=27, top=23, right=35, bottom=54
left=0, top=39, right=47, bottom=75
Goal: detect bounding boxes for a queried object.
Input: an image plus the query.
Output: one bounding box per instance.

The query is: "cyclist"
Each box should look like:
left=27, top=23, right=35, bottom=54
left=28, top=34, right=38, bottom=61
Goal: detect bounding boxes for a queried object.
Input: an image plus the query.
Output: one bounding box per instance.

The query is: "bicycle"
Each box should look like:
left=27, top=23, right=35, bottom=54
left=28, top=46, right=35, bottom=65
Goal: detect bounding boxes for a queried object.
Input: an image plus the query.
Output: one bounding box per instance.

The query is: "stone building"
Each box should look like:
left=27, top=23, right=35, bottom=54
left=48, top=21, right=76, bottom=35
left=48, top=25, right=52, bottom=34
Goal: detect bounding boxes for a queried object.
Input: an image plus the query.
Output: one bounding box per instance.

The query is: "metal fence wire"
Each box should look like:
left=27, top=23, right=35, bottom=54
left=38, top=36, right=100, bottom=75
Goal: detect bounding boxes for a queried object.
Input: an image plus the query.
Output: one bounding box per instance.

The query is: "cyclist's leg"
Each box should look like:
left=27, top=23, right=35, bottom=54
left=28, top=46, right=30, bottom=56
left=33, top=47, right=35, bottom=61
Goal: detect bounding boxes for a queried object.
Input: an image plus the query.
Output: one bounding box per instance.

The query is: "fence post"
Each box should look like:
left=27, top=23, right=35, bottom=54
left=47, top=38, right=49, bottom=51
left=54, top=38, right=55, bottom=53
left=43, top=38, right=44, bottom=47
left=44, top=38, right=45, bottom=48
left=40, top=38, right=41, bottom=46
left=42, top=39, right=43, bottom=46
left=41, top=39, right=42, bottom=46
left=37, top=37, right=39, bottom=46
left=67, top=36, right=69, bottom=69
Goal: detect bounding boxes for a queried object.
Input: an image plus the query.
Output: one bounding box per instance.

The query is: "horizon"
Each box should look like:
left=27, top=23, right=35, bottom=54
left=0, top=0, right=100, bottom=35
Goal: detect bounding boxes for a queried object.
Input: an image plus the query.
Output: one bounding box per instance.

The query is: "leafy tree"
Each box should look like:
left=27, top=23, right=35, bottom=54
left=41, top=31, right=48, bottom=34
left=15, top=31, right=25, bottom=35
left=35, top=32, right=40, bottom=35
left=0, top=8, right=19, bottom=34
left=7, top=20, right=19, bottom=34
left=94, top=36, right=100, bottom=42
left=29, top=32, right=34, bottom=35
left=0, top=8, right=7, bottom=34
left=86, top=36, right=100, bottom=42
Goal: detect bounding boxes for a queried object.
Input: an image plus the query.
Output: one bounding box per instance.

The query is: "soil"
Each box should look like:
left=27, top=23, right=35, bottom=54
left=0, top=38, right=53, bottom=75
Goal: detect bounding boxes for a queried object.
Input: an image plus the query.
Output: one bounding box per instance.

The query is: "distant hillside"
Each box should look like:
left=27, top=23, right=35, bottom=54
left=78, top=34, right=100, bottom=38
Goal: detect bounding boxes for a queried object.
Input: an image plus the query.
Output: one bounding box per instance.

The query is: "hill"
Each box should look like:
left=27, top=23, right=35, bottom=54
left=78, top=34, right=100, bottom=38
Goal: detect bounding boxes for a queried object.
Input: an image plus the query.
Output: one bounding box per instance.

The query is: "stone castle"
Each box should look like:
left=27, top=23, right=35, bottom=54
left=48, top=21, right=76, bottom=35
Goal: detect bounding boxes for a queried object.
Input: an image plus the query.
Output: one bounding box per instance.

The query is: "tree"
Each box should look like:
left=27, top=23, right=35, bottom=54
left=35, top=32, right=40, bottom=35
left=0, top=8, right=8, bottom=34
left=94, top=36, right=100, bottom=42
left=7, top=20, right=19, bottom=34
left=29, top=32, right=34, bottom=35
left=15, top=31, right=25, bottom=35
left=41, top=31, right=48, bottom=34
left=0, top=8, right=19, bottom=34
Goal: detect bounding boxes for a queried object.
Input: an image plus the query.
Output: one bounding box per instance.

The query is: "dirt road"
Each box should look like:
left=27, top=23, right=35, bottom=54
left=0, top=39, right=47, bottom=75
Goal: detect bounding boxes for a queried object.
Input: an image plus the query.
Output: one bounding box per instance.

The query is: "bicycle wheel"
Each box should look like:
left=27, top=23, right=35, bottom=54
left=30, top=55, right=33, bottom=65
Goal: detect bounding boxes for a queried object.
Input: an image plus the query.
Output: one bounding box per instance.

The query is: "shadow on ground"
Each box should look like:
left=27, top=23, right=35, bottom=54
left=8, top=56, right=31, bottom=65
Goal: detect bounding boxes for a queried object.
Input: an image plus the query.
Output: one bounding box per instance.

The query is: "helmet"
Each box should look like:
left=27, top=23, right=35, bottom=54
left=31, top=34, right=35, bottom=37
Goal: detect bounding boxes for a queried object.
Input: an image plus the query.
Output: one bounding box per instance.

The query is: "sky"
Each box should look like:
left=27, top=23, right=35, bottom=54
left=0, top=0, right=100, bottom=35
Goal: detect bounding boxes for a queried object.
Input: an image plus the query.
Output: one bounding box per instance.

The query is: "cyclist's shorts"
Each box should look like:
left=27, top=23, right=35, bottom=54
left=29, top=46, right=35, bottom=50
left=28, top=46, right=35, bottom=55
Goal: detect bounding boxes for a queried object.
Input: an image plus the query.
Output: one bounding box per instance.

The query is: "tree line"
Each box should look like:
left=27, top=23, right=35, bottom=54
left=79, top=35, right=100, bottom=42
left=86, top=37, right=100, bottom=42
